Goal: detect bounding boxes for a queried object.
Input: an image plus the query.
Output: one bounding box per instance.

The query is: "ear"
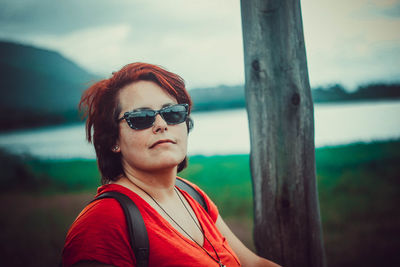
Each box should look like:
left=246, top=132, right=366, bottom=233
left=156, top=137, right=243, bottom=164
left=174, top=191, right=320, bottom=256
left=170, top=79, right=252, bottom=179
left=111, top=144, right=121, bottom=153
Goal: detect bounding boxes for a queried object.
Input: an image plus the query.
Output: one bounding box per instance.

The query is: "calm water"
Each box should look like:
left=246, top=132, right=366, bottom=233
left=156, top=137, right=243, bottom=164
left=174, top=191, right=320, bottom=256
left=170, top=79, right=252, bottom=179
left=0, top=101, right=399, bottom=158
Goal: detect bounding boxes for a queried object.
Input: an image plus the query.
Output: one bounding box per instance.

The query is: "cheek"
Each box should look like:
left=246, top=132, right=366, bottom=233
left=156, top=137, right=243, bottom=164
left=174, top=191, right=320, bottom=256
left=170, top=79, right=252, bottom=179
left=177, top=130, right=189, bottom=158
left=118, top=128, right=145, bottom=155
left=176, top=124, right=188, bottom=147
left=181, top=132, right=188, bottom=148
left=119, top=132, right=148, bottom=168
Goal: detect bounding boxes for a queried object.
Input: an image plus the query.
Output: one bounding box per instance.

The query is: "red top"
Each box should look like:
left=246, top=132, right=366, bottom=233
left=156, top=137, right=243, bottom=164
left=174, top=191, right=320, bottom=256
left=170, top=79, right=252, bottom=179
left=62, top=179, right=241, bottom=267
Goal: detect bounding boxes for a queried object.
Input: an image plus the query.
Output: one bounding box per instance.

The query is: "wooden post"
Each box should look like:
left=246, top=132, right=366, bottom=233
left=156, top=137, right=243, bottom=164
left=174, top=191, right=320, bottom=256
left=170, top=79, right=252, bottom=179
left=240, top=0, right=326, bottom=266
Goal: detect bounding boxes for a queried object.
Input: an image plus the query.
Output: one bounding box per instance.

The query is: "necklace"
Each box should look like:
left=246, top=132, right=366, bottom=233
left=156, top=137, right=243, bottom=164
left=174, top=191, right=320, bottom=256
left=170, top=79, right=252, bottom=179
left=174, top=187, right=226, bottom=267
left=134, top=181, right=225, bottom=267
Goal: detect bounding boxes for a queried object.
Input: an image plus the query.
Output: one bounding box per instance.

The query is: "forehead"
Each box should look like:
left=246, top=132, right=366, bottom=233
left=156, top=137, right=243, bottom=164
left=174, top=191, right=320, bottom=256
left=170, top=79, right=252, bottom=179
left=118, top=80, right=177, bottom=111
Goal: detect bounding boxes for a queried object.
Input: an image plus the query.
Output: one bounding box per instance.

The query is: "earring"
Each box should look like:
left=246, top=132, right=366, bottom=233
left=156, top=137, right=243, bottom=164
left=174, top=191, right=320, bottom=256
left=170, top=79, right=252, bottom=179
left=112, top=145, right=119, bottom=152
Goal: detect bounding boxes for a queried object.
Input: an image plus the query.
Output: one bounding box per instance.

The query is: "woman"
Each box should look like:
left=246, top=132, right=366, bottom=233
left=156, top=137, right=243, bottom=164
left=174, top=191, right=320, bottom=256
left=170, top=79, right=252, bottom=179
left=62, top=62, right=280, bottom=267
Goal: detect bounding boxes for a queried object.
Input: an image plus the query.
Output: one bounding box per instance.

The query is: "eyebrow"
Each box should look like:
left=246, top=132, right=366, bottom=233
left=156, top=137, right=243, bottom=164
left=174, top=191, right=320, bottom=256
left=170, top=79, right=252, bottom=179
left=128, top=103, right=176, bottom=112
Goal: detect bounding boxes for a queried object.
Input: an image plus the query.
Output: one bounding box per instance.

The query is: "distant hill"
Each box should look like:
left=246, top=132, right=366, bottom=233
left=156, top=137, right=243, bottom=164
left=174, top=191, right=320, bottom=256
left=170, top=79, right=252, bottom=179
left=0, top=41, right=101, bottom=130
left=189, top=85, right=245, bottom=111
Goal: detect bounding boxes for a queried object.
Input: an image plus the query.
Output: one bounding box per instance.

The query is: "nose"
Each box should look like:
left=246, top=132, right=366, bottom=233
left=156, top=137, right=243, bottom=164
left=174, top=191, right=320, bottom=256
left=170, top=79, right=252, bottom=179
left=152, top=114, right=168, bottom=133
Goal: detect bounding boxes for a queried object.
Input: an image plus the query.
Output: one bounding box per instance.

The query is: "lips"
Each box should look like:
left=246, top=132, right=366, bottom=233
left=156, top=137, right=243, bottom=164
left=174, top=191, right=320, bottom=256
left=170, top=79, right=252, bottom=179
left=149, top=139, right=176, bottom=149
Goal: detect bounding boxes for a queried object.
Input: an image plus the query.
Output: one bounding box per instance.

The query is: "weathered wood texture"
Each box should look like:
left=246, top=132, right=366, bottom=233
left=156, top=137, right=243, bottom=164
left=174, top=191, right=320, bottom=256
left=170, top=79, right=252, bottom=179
left=240, top=0, right=326, bottom=266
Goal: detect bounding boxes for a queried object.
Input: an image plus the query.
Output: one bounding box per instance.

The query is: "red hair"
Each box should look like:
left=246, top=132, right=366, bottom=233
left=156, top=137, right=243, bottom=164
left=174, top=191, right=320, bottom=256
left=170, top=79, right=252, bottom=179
left=79, top=62, right=193, bottom=184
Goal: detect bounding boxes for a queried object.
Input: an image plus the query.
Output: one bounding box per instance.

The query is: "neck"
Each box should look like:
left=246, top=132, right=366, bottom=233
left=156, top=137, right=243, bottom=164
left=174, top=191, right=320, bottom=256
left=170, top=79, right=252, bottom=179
left=116, top=163, right=178, bottom=201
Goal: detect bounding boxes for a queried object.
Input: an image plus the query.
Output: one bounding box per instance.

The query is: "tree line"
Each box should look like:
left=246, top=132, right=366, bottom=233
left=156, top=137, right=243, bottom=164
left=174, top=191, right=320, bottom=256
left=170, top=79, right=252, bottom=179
left=312, top=83, right=400, bottom=103
left=190, top=82, right=400, bottom=112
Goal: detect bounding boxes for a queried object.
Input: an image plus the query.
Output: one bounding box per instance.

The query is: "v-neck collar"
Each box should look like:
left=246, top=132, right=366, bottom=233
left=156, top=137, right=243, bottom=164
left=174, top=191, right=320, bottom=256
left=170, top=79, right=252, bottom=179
left=99, top=183, right=208, bottom=249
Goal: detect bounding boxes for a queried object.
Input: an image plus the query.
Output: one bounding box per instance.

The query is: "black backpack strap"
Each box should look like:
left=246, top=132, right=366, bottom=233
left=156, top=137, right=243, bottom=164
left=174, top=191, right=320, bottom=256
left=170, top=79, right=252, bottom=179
left=175, top=177, right=208, bottom=213
left=91, top=191, right=149, bottom=267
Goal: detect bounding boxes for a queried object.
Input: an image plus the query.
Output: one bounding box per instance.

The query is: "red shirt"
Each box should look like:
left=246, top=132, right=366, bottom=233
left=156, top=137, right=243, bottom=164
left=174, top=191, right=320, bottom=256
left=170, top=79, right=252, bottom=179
left=62, top=179, right=241, bottom=266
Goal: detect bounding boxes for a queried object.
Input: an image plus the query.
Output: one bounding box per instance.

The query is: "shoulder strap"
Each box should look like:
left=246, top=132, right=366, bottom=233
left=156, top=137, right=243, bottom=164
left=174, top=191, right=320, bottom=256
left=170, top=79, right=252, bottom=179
left=91, top=191, right=149, bottom=267
left=175, top=177, right=209, bottom=213
left=91, top=179, right=208, bottom=267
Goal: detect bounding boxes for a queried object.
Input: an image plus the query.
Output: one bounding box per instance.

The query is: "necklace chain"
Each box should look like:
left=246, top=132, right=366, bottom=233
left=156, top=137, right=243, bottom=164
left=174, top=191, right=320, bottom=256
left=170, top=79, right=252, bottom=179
left=133, top=181, right=224, bottom=266
left=174, top=187, right=224, bottom=266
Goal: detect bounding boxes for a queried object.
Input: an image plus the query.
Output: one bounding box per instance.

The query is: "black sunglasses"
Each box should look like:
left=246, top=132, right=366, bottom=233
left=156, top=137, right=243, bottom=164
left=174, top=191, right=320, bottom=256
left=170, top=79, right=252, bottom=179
left=118, top=104, right=189, bottom=130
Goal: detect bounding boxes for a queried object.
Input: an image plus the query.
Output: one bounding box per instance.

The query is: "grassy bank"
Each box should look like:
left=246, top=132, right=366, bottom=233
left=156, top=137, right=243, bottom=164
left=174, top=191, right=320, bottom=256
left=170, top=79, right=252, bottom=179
left=0, top=140, right=399, bottom=266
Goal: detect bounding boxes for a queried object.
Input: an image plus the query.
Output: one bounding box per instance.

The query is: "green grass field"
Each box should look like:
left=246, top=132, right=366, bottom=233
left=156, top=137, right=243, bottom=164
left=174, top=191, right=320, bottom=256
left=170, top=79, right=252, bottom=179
left=0, top=139, right=399, bottom=266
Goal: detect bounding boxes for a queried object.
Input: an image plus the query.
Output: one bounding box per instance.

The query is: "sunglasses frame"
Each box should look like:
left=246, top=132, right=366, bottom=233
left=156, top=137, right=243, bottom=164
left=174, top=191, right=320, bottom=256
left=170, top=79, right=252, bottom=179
left=118, top=103, right=189, bottom=130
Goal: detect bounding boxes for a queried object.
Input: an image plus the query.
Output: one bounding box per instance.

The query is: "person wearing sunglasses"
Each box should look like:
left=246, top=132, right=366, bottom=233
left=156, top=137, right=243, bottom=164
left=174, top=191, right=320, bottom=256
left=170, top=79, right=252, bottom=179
left=62, top=62, right=280, bottom=267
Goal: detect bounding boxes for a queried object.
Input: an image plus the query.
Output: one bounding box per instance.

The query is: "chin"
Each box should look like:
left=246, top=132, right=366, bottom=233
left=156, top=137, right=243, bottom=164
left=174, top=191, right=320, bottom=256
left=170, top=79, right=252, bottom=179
left=152, top=154, right=185, bottom=170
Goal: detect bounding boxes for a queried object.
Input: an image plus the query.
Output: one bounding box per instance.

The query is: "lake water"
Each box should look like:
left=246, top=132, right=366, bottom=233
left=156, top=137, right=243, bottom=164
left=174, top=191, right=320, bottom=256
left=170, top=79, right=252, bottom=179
left=0, top=101, right=399, bottom=158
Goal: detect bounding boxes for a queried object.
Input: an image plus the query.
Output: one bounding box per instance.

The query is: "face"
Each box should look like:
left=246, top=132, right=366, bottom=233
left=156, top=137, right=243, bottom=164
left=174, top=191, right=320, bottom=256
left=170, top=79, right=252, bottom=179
left=115, top=80, right=188, bottom=175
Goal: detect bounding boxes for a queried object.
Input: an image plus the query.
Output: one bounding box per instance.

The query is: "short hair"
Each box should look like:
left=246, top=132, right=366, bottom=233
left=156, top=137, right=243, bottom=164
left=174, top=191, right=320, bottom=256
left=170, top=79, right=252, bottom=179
left=79, top=62, right=193, bottom=184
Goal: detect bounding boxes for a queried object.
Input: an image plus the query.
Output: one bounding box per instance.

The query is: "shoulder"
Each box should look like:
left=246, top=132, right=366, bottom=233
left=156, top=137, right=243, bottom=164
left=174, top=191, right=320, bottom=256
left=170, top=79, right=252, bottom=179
left=73, top=197, right=127, bottom=233
left=63, top=188, right=134, bottom=266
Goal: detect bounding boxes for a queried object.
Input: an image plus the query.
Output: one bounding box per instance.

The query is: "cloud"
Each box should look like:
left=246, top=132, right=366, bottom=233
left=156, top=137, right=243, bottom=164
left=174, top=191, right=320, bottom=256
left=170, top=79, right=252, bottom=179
left=0, top=0, right=241, bottom=36
left=0, top=0, right=244, bottom=88
left=301, top=0, right=400, bottom=89
left=0, top=0, right=145, bottom=35
left=0, top=0, right=399, bottom=89
left=25, top=24, right=133, bottom=75
left=369, top=1, right=400, bottom=18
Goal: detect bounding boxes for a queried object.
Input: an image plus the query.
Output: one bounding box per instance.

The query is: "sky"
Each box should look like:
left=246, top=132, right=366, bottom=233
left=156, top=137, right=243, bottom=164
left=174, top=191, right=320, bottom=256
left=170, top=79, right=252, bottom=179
left=0, top=0, right=399, bottom=91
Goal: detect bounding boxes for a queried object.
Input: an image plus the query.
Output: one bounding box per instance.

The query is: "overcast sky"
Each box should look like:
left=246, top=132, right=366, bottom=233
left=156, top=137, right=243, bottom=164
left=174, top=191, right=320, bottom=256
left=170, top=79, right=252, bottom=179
left=0, top=0, right=399, bottom=90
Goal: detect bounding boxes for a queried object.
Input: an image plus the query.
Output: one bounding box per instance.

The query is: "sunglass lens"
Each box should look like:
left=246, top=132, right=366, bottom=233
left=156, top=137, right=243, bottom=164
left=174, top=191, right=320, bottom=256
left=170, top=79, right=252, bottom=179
left=128, top=110, right=155, bottom=129
left=162, top=105, right=187, bottom=124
